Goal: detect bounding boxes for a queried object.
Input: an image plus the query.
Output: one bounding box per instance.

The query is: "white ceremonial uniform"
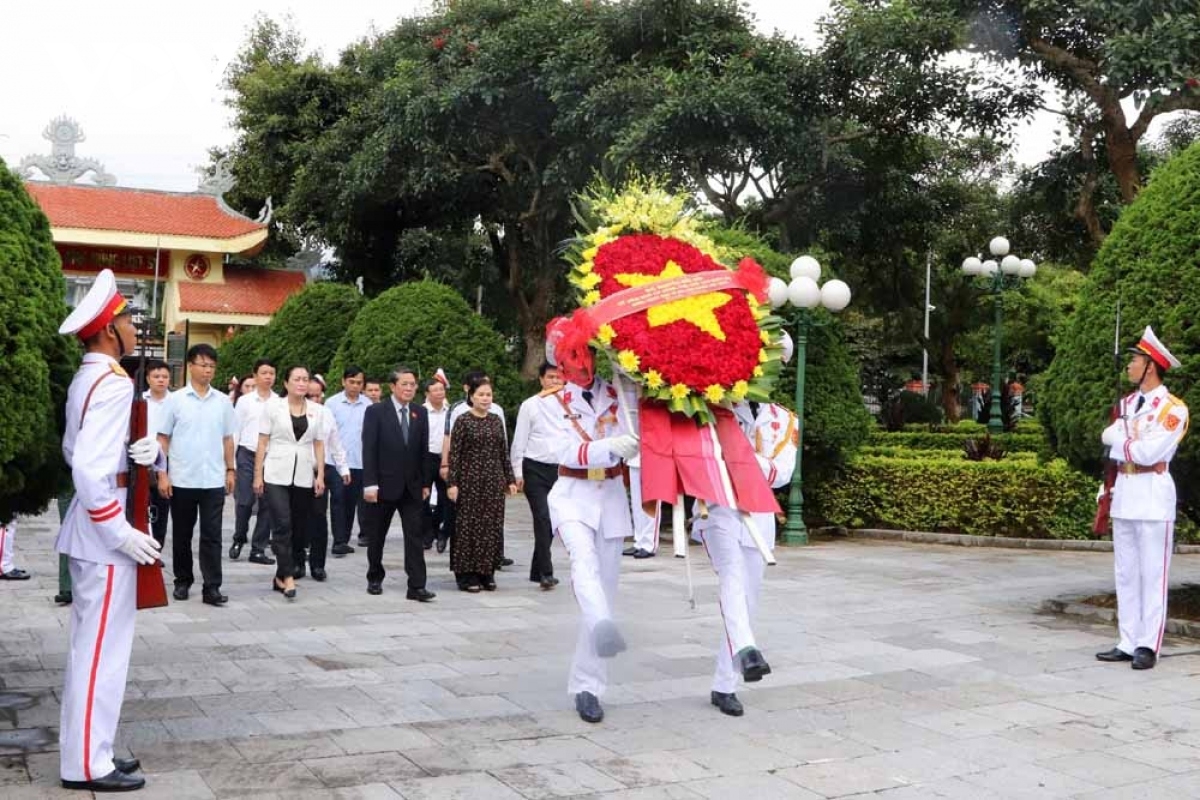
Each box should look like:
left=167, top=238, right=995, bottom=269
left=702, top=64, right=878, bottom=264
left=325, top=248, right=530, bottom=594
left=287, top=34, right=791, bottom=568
left=57, top=353, right=140, bottom=783
left=692, top=401, right=797, bottom=693
left=0, top=518, right=16, bottom=574
left=627, top=466, right=660, bottom=553
left=1102, top=384, right=1189, bottom=655
left=545, top=378, right=633, bottom=698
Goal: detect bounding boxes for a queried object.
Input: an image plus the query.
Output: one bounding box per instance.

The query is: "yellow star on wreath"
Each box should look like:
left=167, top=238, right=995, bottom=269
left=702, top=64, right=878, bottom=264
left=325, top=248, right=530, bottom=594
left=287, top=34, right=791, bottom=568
left=613, top=260, right=732, bottom=341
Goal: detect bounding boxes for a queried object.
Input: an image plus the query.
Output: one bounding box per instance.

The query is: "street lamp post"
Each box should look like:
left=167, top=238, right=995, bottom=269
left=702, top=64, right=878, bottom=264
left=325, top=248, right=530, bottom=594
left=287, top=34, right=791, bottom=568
left=961, top=237, right=1037, bottom=434
left=766, top=256, right=852, bottom=545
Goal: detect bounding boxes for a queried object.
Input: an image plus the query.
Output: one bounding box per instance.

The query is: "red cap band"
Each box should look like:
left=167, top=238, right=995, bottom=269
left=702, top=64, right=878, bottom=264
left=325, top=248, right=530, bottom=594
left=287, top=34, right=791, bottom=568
left=1137, top=341, right=1171, bottom=371
left=76, top=294, right=128, bottom=340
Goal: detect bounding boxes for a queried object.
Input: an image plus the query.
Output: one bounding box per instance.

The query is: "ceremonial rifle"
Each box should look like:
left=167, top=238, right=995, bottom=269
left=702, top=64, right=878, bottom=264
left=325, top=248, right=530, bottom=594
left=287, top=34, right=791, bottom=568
left=1092, top=298, right=1122, bottom=536
left=126, top=310, right=169, bottom=608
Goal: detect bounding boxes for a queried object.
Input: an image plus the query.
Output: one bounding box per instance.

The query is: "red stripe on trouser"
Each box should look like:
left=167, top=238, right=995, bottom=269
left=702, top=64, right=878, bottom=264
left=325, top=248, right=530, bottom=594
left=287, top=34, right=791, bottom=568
left=1156, top=522, right=1173, bottom=652
left=82, top=565, right=115, bottom=781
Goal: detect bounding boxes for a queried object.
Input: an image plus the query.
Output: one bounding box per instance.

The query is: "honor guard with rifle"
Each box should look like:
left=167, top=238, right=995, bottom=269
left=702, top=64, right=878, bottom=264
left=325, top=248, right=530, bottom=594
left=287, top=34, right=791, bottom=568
left=57, top=269, right=164, bottom=792
left=1095, top=326, right=1189, bottom=671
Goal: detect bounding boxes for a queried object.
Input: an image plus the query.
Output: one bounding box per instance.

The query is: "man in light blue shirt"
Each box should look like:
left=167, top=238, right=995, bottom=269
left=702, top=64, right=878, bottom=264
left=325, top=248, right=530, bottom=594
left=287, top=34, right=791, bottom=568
left=157, top=344, right=237, bottom=606
left=326, top=366, right=369, bottom=555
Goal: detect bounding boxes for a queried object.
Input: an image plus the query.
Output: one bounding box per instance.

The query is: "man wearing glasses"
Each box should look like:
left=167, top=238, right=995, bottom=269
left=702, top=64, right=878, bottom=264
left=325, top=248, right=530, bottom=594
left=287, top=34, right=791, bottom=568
left=157, top=344, right=238, bottom=606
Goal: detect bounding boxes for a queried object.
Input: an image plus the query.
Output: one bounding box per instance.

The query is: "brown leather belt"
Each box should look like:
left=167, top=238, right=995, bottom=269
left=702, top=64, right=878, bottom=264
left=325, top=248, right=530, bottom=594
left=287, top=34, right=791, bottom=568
left=1121, top=462, right=1168, bottom=475
left=116, top=473, right=129, bottom=488
left=558, top=465, right=623, bottom=481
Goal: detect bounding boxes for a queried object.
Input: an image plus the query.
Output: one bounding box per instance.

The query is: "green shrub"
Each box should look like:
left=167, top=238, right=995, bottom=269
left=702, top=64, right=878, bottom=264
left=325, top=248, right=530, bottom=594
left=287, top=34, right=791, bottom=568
left=331, top=281, right=522, bottom=412
left=867, top=430, right=1042, bottom=452
left=811, top=455, right=1097, bottom=539
left=1042, top=140, right=1200, bottom=524
left=858, top=445, right=1037, bottom=461
left=882, top=390, right=943, bottom=430
left=217, top=325, right=270, bottom=385
left=0, top=160, right=79, bottom=522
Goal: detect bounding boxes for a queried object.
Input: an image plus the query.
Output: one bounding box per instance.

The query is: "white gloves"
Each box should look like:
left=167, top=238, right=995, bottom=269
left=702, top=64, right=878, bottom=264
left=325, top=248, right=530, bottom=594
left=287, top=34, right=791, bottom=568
left=608, top=434, right=640, bottom=461
left=1100, top=422, right=1125, bottom=447
left=128, top=436, right=161, bottom=466
left=118, top=529, right=162, bottom=565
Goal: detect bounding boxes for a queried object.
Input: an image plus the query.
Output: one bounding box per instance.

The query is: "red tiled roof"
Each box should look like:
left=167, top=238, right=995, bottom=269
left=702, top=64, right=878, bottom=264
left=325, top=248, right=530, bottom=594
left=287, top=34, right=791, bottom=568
left=178, top=269, right=307, bottom=316
left=24, top=182, right=267, bottom=239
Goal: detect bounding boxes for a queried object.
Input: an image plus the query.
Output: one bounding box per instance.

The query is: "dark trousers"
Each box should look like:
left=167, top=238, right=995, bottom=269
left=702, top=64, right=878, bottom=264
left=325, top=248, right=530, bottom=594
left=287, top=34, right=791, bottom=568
left=366, top=495, right=426, bottom=589
left=265, top=482, right=313, bottom=581
left=523, top=458, right=559, bottom=581
left=307, top=465, right=339, bottom=570
left=330, top=467, right=364, bottom=546
left=423, top=453, right=448, bottom=546
left=233, top=446, right=272, bottom=552
left=170, top=487, right=225, bottom=592
left=149, top=478, right=171, bottom=547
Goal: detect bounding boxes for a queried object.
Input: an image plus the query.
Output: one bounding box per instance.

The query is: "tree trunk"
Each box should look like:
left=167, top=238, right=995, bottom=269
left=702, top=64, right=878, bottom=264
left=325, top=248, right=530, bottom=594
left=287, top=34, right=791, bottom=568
left=938, top=339, right=960, bottom=423
left=491, top=223, right=559, bottom=380
left=1104, top=125, right=1142, bottom=204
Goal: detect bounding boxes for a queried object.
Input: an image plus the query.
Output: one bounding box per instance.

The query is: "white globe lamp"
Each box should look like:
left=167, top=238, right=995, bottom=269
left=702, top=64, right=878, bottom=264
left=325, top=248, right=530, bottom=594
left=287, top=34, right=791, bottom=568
left=789, top=255, right=821, bottom=282
left=767, top=277, right=789, bottom=309
left=787, top=276, right=822, bottom=309
left=1018, top=259, right=1037, bottom=278
left=962, top=257, right=982, bottom=275
left=820, top=279, right=852, bottom=312
left=989, top=237, right=1010, bottom=257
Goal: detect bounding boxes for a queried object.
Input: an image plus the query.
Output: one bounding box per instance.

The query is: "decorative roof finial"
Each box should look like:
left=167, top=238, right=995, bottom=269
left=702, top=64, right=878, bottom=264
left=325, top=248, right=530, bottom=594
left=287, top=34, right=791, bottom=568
left=18, top=116, right=116, bottom=185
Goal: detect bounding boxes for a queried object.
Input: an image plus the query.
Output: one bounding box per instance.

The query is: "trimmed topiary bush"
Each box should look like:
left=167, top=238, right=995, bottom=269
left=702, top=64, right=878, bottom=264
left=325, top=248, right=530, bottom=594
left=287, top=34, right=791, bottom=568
left=0, top=160, right=79, bottom=522
left=217, top=325, right=270, bottom=386
left=331, top=281, right=522, bottom=412
left=867, top=430, right=1043, bottom=453
left=1042, top=141, right=1200, bottom=524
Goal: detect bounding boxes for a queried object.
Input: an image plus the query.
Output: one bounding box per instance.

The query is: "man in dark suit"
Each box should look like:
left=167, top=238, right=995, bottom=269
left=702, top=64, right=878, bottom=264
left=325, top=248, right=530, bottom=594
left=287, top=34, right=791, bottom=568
left=362, top=366, right=435, bottom=601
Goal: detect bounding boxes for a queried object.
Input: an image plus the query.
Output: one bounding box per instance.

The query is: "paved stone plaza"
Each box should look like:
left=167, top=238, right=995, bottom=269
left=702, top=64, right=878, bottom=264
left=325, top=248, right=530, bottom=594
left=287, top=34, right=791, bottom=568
left=4, top=500, right=1200, bottom=798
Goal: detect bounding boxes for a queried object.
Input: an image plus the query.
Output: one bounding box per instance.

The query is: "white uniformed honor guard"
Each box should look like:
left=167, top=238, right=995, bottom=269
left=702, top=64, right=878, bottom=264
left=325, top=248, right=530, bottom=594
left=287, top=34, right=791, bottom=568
left=1097, top=326, right=1189, bottom=671
left=543, top=342, right=638, bottom=724
left=0, top=519, right=31, bottom=580
left=57, top=269, right=163, bottom=792
left=691, top=332, right=797, bottom=716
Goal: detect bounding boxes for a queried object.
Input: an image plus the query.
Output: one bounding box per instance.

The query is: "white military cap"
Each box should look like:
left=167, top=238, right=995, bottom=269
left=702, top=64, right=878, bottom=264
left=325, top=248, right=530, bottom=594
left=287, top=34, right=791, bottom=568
left=1129, top=325, right=1182, bottom=370
left=58, top=269, right=129, bottom=339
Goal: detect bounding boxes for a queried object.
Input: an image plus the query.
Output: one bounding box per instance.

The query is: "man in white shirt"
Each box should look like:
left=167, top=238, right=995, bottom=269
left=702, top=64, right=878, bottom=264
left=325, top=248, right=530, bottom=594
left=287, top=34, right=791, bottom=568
left=230, top=359, right=278, bottom=565
left=144, top=359, right=173, bottom=546
left=423, top=370, right=451, bottom=553
left=439, top=369, right=510, bottom=565
left=326, top=366, right=370, bottom=556
left=305, top=375, right=351, bottom=581
left=512, top=362, right=564, bottom=589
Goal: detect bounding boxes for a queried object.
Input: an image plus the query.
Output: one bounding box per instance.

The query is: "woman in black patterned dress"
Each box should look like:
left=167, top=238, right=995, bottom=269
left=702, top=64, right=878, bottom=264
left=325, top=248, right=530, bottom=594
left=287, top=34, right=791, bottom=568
left=447, top=378, right=517, bottom=592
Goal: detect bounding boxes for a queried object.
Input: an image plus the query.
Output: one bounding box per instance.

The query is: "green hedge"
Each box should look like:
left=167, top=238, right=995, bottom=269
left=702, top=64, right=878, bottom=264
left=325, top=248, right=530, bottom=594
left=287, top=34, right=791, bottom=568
left=868, top=430, right=1043, bottom=452
left=901, top=418, right=1042, bottom=434
left=858, top=445, right=1038, bottom=461
left=811, top=455, right=1097, bottom=539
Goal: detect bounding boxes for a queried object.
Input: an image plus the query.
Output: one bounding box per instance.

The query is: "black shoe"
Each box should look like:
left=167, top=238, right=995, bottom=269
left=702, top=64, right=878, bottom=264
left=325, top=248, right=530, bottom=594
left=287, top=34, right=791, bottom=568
left=367, top=582, right=382, bottom=595
left=331, top=543, right=355, bottom=556
left=737, top=647, right=771, bottom=682
left=481, top=578, right=497, bottom=592
left=54, top=591, right=73, bottom=605
left=540, top=576, right=559, bottom=590
left=575, top=691, right=603, bottom=723
left=113, top=757, right=140, bottom=774
left=424, top=542, right=433, bottom=551
left=1132, top=647, right=1158, bottom=670
left=311, top=568, right=327, bottom=582
left=248, top=551, right=275, bottom=565
left=711, top=691, right=744, bottom=717
left=202, top=591, right=228, bottom=607
left=0, top=568, right=31, bottom=580
left=436, top=537, right=447, bottom=554
left=172, top=585, right=189, bottom=601
left=633, top=548, right=655, bottom=559
left=62, top=769, right=145, bottom=791
left=622, top=546, right=638, bottom=556
left=1096, top=647, right=1134, bottom=663
left=499, top=557, right=514, bottom=567
left=294, top=563, right=306, bottom=579
left=407, top=588, right=436, bottom=602
left=357, top=537, right=370, bottom=548
left=229, top=541, right=244, bottom=560
left=593, top=619, right=627, bottom=658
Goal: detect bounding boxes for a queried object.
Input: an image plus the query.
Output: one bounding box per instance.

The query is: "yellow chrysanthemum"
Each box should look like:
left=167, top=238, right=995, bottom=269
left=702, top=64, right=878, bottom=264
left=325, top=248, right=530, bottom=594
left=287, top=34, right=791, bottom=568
left=730, top=380, right=750, bottom=400
left=596, top=324, right=616, bottom=345
left=759, top=330, right=771, bottom=345
left=645, top=369, right=664, bottom=390
left=583, top=290, right=601, bottom=307
left=753, top=366, right=764, bottom=378
left=617, top=350, right=640, bottom=373
left=704, top=384, right=726, bottom=404
left=758, top=348, right=769, bottom=364
left=669, top=383, right=691, bottom=400
left=582, top=246, right=599, bottom=261
left=577, top=260, right=593, bottom=275
left=576, top=272, right=602, bottom=290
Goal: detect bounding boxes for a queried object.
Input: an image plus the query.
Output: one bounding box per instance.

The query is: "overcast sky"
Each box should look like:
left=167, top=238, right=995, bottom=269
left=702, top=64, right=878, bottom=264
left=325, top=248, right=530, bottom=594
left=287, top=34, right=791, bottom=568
left=0, top=0, right=1062, bottom=193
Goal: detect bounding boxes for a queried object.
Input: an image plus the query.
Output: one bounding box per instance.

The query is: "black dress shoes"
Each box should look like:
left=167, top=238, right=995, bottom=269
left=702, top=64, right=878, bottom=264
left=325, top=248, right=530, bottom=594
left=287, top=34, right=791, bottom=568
left=593, top=619, right=627, bottom=658
left=172, top=585, right=189, bottom=601
left=55, top=590, right=73, bottom=605
left=202, top=591, right=228, bottom=607
left=575, top=691, right=604, bottom=723
left=1096, top=647, right=1134, bottom=662
left=62, top=769, right=145, bottom=791
left=436, top=537, right=448, bottom=554
left=311, top=568, right=327, bottom=582
left=248, top=550, right=275, bottom=565
left=294, top=563, right=306, bottom=579
left=711, top=691, right=744, bottom=717
left=1132, top=647, right=1158, bottom=670
left=633, top=548, right=655, bottom=559
left=499, top=557, right=514, bottom=567
left=331, top=543, right=355, bottom=556
left=357, top=536, right=371, bottom=548
left=407, top=588, right=436, bottom=602
left=737, top=646, right=771, bottom=682
left=367, top=582, right=383, bottom=595
left=113, top=757, right=141, bottom=774
left=539, top=576, right=559, bottom=590
left=622, top=546, right=638, bottom=556
left=229, top=541, right=244, bottom=560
